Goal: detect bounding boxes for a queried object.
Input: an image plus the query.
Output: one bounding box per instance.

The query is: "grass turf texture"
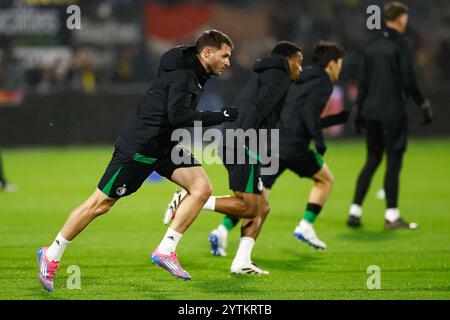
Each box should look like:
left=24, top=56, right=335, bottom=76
left=1, top=139, right=449, bottom=300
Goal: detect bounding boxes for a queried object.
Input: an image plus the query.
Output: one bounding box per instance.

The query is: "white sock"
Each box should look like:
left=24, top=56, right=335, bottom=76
left=158, top=228, right=183, bottom=255
left=349, top=204, right=363, bottom=217
left=385, top=208, right=400, bottom=222
left=233, top=237, right=255, bottom=265
left=217, top=224, right=228, bottom=237
left=46, top=232, right=71, bottom=261
left=203, top=196, right=216, bottom=211
left=297, top=219, right=312, bottom=232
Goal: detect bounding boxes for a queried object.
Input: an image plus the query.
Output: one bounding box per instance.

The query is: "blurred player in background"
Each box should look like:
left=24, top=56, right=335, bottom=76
left=347, top=2, right=433, bottom=229
left=0, top=146, right=17, bottom=192
left=37, top=30, right=238, bottom=291
left=165, top=41, right=303, bottom=275
left=209, top=42, right=346, bottom=262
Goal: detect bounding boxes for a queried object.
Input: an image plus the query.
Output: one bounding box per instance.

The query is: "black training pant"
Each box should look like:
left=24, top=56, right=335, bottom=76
left=352, top=119, right=407, bottom=209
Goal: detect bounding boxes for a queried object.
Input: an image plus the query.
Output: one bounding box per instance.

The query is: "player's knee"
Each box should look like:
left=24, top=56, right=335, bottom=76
left=245, top=200, right=259, bottom=218
left=190, top=179, right=213, bottom=203
left=387, top=152, right=403, bottom=170
left=232, top=200, right=248, bottom=215
left=368, top=153, right=383, bottom=167
left=261, top=203, right=270, bottom=217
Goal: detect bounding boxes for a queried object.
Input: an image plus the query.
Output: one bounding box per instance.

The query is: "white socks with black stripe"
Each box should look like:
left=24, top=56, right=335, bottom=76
left=46, top=232, right=71, bottom=261
left=158, top=228, right=183, bottom=255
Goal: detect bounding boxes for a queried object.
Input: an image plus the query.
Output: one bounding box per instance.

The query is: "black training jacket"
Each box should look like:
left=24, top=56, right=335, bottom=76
left=223, top=53, right=291, bottom=151
left=356, top=28, right=425, bottom=122
left=279, top=65, right=333, bottom=159
left=115, top=45, right=226, bottom=157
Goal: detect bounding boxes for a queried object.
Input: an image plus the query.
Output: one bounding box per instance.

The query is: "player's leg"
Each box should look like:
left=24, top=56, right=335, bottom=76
left=0, top=146, right=6, bottom=187
left=207, top=160, right=284, bottom=257
left=0, top=146, right=17, bottom=192
left=293, top=160, right=334, bottom=250
left=206, top=191, right=260, bottom=257
left=167, top=166, right=212, bottom=232
left=240, top=188, right=271, bottom=239
left=59, top=189, right=118, bottom=241
left=215, top=161, right=272, bottom=275
left=151, top=162, right=213, bottom=280
left=211, top=192, right=261, bottom=218
left=202, top=160, right=264, bottom=219
left=161, top=162, right=262, bottom=262
left=208, top=215, right=240, bottom=256
left=347, top=121, right=384, bottom=227
left=38, top=188, right=118, bottom=291
left=37, top=147, right=150, bottom=291
left=382, top=120, right=418, bottom=229
left=163, top=163, right=261, bottom=224
left=163, top=192, right=246, bottom=256
left=384, top=151, right=403, bottom=222
left=231, top=188, right=271, bottom=275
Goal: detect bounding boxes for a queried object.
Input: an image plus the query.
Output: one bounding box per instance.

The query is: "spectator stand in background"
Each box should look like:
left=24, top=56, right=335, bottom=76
left=0, top=42, right=25, bottom=106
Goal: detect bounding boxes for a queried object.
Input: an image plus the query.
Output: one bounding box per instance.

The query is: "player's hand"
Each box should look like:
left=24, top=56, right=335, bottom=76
left=420, top=99, right=433, bottom=126
left=316, top=143, right=327, bottom=157
left=221, top=106, right=239, bottom=122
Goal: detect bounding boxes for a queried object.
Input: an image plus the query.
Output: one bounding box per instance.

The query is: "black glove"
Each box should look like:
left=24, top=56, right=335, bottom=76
left=354, top=111, right=365, bottom=134
left=315, top=142, right=327, bottom=157
left=420, top=99, right=433, bottom=126
left=221, top=106, right=239, bottom=122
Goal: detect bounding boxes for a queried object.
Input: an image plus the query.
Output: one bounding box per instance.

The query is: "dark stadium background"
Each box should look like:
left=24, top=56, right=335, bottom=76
left=0, top=0, right=449, bottom=146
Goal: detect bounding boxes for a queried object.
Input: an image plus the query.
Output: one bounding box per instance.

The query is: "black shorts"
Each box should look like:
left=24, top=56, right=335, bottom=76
left=224, top=162, right=264, bottom=195
left=220, top=145, right=265, bottom=195
left=98, top=145, right=200, bottom=198
left=262, top=149, right=324, bottom=189
left=365, top=119, right=408, bottom=154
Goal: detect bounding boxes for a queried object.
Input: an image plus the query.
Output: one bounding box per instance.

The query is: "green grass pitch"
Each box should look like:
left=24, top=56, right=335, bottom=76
left=1, top=139, right=449, bottom=300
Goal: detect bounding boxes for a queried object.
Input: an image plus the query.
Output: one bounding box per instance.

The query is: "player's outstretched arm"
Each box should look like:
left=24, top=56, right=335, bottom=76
left=320, top=110, right=351, bottom=128
left=167, top=72, right=238, bottom=127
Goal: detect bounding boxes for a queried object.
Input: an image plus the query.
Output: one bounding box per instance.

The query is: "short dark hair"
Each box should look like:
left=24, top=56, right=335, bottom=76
left=384, top=1, right=409, bottom=22
left=312, top=41, right=345, bottom=68
left=195, top=29, right=234, bottom=53
left=271, top=41, right=302, bottom=58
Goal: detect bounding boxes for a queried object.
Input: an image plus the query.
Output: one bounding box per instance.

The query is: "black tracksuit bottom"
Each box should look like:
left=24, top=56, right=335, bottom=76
left=352, top=118, right=407, bottom=209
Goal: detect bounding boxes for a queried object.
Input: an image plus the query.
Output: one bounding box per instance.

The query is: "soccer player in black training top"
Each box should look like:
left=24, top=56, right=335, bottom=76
left=347, top=2, right=433, bottom=229
left=207, top=42, right=346, bottom=261
left=165, top=41, right=303, bottom=275
left=37, top=30, right=238, bottom=291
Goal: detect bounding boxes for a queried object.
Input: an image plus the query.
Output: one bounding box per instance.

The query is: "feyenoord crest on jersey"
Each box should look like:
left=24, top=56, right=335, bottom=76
left=116, top=185, right=127, bottom=196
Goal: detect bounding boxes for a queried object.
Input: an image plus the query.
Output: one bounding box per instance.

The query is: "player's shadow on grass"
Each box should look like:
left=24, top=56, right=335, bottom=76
left=336, top=228, right=413, bottom=242
left=251, top=250, right=323, bottom=272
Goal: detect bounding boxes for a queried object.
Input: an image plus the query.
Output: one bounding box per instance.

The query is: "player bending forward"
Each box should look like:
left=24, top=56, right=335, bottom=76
left=37, top=30, right=238, bottom=291
left=209, top=42, right=347, bottom=262
left=164, top=41, right=303, bottom=275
